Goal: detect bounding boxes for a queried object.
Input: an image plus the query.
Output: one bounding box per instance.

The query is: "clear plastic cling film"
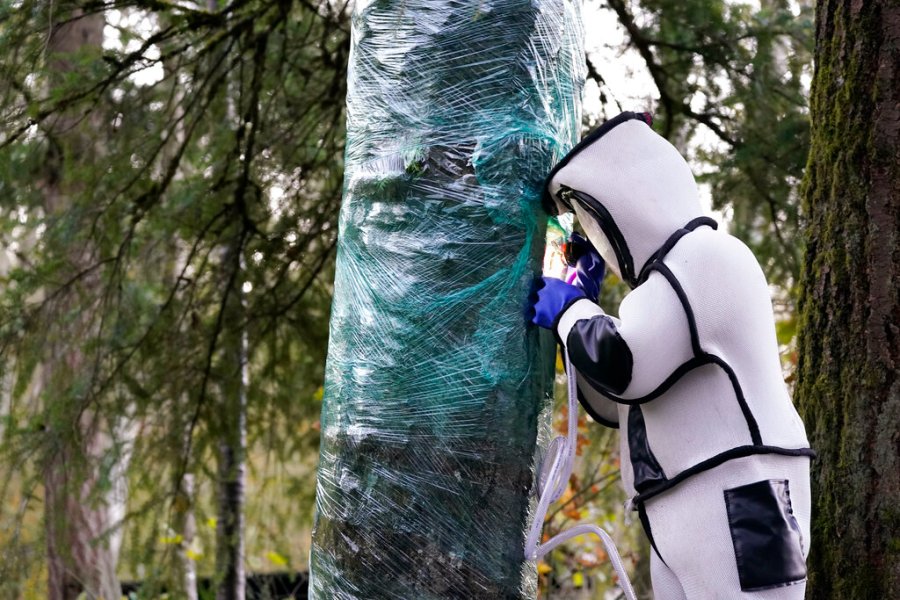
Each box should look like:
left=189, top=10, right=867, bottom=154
left=310, top=0, right=584, bottom=597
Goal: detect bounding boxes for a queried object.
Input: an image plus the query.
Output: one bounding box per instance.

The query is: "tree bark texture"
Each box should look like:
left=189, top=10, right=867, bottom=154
left=309, top=0, right=584, bottom=597
left=172, top=472, right=199, bottom=600
left=215, top=258, right=248, bottom=600
left=797, top=1, right=900, bottom=597
left=160, top=32, right=199, bottom=599
left=204, top=1, right=248, bottom=596
left=41, top=11, right=128, bottom=600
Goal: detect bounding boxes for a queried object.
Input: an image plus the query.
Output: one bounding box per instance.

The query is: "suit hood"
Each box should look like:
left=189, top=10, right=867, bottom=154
left=545, top=112, right=705, bottom=287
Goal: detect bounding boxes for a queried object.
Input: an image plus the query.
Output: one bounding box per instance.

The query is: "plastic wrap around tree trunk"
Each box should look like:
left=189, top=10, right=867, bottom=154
left=310, top=0, right=584, bottom=597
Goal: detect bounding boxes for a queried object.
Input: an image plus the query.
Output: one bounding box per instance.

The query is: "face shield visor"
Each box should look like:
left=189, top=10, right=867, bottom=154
left=571, top=201, right=621, bottom=280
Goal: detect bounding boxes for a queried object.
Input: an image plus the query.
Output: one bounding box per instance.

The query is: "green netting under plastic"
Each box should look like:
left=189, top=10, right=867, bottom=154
left=310, top=0, right=584, bottom=597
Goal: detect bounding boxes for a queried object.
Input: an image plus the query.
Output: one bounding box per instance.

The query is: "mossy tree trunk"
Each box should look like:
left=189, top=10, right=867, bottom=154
left=796, top=1, right=900, bottom=597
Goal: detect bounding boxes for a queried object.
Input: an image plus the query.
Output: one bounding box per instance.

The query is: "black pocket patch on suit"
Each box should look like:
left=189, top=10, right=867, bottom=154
left=724, top=479, right=806, bottom=591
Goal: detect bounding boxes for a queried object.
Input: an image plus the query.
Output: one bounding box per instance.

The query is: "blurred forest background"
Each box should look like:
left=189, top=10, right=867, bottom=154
left=0, top=0, right=814, bottom=598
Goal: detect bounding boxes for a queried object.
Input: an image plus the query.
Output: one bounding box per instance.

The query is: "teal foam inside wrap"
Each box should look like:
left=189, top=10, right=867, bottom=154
left=310, top=0, right=584, bottom=596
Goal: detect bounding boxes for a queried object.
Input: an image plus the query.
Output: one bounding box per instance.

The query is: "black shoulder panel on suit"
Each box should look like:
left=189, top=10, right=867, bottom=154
left=566, top=315, right=633, bottom=395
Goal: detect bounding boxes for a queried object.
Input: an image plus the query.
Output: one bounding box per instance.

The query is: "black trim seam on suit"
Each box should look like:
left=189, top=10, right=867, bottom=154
left=577, top=354, right=714, bottom=405
left=649, top=262, right=703, bottom=355
left=709, top=355, right=763, bottom=446
left=572, top=321, right=763, bottom=444
left=564, top=257, right=762, bottom=446
left=647, top=262, right=763, bottom=445
left=637, top=216, right=719, bottom=286
left=542, top=111, right=651, bottom=214
left=575, top=385, right=620, bottom=429
left=631, top=445, right=817, bottom=507
left=637, top=503, right=668, bottom=567
left=561, top=194, right=718, bottom=290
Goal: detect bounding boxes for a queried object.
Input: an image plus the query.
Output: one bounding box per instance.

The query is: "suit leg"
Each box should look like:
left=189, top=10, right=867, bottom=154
left=650, top=548, right=687, bottom=600
left=643, top=455, right=811, bottom=599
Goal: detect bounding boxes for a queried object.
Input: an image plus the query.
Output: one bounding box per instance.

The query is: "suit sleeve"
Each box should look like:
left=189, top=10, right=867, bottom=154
left=555, top=272, right=694, bottom=401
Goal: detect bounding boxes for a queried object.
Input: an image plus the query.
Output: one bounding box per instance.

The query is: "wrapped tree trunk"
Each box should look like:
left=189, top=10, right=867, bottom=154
left=310, top=0, right=584, bottom=597
left=796, top=0, right=900, bottom=597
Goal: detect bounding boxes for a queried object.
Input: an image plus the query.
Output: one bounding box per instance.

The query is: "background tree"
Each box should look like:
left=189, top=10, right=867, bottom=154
left=591, top=0, right=812, bottom=302
left=796, top=0, right=900, bottom=597
left=1, top=1, right=348, bottom=595
left=38, top=10, right=130, bottom=599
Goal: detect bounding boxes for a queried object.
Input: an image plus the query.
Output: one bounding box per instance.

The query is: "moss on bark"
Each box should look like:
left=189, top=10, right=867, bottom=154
left=797, top=1, right=900, bottom=597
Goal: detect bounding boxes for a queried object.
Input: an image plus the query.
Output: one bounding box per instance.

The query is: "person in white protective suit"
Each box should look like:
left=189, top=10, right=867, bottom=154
left=530, top=111, right=815, bottom=599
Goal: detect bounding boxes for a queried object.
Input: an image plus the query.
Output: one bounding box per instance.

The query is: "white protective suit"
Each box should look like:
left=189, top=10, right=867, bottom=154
left=545, top=112, right=814, bottom=599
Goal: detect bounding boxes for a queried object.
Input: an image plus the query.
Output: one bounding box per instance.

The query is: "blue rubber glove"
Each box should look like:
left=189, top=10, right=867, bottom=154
left=530, top=276, right=586, bottom=330
left=565, top=232, right=605, bottom=302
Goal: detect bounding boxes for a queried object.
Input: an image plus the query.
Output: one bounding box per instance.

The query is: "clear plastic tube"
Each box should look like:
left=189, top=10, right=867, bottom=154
left=525, top=352, right=637, bottom=600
